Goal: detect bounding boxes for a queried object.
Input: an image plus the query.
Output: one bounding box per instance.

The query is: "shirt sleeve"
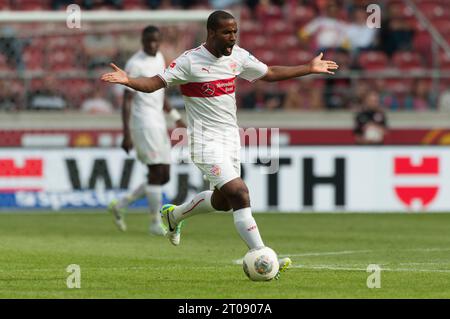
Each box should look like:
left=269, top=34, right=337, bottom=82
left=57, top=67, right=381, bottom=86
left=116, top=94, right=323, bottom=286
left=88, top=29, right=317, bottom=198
left=124, top=60, right=139, bottom=92
left=158, top=53, right=190, bottom=87
left=239, top=51, right=269, bottom=83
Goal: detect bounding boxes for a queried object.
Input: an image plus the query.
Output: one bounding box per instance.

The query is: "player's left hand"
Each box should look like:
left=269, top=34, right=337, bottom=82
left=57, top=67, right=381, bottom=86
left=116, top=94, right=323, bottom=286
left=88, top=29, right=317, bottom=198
left=309, top=53, right=339, bottom=75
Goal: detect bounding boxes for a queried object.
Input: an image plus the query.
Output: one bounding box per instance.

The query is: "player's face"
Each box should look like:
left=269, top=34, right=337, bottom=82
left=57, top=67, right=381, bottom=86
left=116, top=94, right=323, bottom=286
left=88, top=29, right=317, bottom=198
left=212, top=19, right=237, bottom=56
left=142, top=31, right=161, bottom=57
left=366, top=92, right=380, bottom=109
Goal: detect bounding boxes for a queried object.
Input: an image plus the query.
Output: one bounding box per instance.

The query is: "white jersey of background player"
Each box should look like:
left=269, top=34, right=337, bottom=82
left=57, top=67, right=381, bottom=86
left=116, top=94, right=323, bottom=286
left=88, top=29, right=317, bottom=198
left=108, top=25, right=185, bottom=235
left=102, top=11, right=338, bottom=272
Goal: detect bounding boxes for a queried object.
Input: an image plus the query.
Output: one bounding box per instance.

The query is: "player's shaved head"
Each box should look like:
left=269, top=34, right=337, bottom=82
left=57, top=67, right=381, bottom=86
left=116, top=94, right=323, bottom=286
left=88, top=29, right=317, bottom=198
left=207, top=10, right=235, bottom=32
left=141, top=25, right=161, bottom=57
left=142, top=25, right=160, bottom=37
left=204, top=10, right=237, bottom=58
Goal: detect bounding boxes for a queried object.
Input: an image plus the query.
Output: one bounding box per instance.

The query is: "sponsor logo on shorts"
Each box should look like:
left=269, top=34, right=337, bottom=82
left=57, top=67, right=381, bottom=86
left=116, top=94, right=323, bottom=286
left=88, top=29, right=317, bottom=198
left=247, top=225, right=257, bottom=231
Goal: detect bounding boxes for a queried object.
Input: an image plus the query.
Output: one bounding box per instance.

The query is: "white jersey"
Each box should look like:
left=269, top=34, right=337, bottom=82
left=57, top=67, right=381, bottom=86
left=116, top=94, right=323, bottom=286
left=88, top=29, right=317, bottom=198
left=125, top=50, right=166, bottom=129
left=158, top=44, right=268, bottom=147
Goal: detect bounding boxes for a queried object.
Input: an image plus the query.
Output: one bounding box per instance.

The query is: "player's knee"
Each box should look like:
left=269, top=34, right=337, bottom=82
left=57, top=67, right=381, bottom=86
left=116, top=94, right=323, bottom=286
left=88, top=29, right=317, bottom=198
left=211, top=193, right=232, bottom=211
left=160, top=172, right=170, bottom=185
left=148, top=167, right=170, bottom=185
left=230, top=186, right=250, bottom=207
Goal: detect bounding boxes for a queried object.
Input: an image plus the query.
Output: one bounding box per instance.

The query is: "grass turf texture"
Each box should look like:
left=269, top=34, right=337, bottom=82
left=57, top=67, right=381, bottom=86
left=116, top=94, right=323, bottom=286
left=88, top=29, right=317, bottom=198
left=0, top=212, right=449, bottom=298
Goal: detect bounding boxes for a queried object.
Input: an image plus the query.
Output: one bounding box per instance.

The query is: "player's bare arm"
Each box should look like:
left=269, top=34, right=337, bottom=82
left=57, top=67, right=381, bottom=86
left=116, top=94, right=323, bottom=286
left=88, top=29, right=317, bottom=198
left=101, top=63, right=165, bottom=93
left=121, top=90, right=134, bottom=154
left=261, top=52, right=339, bottom=82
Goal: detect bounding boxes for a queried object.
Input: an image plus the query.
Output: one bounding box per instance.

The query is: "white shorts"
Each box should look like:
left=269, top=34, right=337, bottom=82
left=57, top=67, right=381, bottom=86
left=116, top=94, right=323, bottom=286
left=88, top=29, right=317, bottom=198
left=130, top=127, right=171, bottom=165
left=191, top=142, right=241, bottom=189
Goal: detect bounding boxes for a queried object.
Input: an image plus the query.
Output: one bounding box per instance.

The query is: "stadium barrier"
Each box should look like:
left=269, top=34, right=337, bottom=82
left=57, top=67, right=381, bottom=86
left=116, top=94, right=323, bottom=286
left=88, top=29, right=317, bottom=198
left=1, top=146, right=449, bottom=212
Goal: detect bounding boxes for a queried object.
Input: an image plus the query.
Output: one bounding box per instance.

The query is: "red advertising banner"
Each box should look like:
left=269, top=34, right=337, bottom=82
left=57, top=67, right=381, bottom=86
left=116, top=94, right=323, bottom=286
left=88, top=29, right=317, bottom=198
left=1, top=128, right=450, bottom=147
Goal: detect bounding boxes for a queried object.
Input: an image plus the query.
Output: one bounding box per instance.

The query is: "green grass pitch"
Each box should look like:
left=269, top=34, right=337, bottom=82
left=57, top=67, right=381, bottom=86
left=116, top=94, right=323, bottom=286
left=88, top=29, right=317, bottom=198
left=0, top=211, right=449, bottom=298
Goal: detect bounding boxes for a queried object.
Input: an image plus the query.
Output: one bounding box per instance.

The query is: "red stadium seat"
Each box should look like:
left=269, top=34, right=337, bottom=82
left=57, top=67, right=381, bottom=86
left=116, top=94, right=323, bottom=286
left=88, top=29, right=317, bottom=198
left=0, top=0, right=10, bottom=9
left=14, top=0, right=48, bottom=10
left=239, top=6, right=252, bottom=20
left=240, top=34, right=268, bottom=50
left=413, top=31, right=432, bottom=49
left=256, top=4, right=283, bottom=20
left=388, top=1, right=414, bottom=18
left=403, top=17, right=426, bottom=32
left=286, top=49, right=313, bottom=66
left=358, top=51, right=388, bottom=70
left=292, top=5, right=315, bottom=27
left=23, top=47, right=44, bottom=71
left=392, top=51, right=424, bottom=70
left=413, top=31, right=432, bottom=62
left=418, top=2, right=449, bottom=19
left=433, top=19, right=450, bottom=34
left=0, top=54, right=13, bottom=72
left=47, top=49, right=77, bottom=71
left=251, top=49, right=281, bottom=65
left=385, top=78, right=412, bottom=94
left=47, top=37, right=73, bottom=51
left=277, top=79, right=299, bottom=92
left=263, top=19, right=295, bottom=35
left=270, top=34, right=299, bottom=50
left=30, top=78, right=44, bottom=91
left=440, top=52, right=450, bottom=70
left=240, top=20, right=260, bottom=34
left=122, top=0, right=146, bottom=10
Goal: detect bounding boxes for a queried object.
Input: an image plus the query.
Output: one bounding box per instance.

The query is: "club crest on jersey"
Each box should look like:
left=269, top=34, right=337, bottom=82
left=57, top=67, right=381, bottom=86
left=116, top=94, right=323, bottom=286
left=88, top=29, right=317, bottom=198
left=169, top=61, right=176, bottom=68
left=210, top=165, right=221, bottom=176
left=201, top=83, right=215, bottom=97
left=229, top=62, right=237, bottom=73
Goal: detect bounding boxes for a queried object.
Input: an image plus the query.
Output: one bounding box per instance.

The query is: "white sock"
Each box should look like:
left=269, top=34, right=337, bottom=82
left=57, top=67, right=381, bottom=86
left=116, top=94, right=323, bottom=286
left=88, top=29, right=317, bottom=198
left=233, top=207, right=264, bottom=249
left=117, top=182, right=146, bottom=209
left=172, top=191, right=215, bottom=223
left=145, top=184, right=163, bottom=224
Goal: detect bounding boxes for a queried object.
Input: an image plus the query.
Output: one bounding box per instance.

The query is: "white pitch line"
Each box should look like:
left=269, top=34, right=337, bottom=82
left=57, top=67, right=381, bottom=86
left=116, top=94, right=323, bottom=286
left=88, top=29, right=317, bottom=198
left=232, top=249, right=374, bottom=264
left=279, top=250, right=374, bottom=257
left=404, top=248, right=450, bottom=252
left=293, top=264, right=450, bottom=273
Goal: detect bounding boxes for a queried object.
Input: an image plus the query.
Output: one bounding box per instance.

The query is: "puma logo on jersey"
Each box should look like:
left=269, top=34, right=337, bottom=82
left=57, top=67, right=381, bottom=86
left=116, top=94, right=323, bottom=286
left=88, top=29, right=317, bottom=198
left=201, top=67, right=210, bottom=73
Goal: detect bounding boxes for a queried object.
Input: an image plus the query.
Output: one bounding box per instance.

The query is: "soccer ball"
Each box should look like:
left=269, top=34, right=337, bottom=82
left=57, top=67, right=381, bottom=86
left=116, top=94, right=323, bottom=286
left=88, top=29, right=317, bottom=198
left=242, top=246, right=279, bottom=281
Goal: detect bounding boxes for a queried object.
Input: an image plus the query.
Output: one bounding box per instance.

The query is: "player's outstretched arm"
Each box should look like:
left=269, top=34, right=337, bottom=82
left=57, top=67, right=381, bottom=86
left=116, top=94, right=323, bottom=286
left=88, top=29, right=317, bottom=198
left=261, top=52, right=338, bottom=82
left=101, top=63, right=165, bottom=93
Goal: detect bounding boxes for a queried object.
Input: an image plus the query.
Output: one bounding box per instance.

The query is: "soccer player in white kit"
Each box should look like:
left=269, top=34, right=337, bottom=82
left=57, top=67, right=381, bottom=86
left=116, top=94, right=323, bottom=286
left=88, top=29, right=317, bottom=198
left=108, top=26, right=185, bottom=236
left=102, top=11, right=338, bottom=274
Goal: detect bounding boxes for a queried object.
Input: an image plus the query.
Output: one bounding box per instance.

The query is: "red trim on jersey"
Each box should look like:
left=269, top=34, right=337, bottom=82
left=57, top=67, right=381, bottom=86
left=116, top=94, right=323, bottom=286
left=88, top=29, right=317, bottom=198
left=182, top=198, right=205, bottom=215
left=180, top=77, right=236, bottom=98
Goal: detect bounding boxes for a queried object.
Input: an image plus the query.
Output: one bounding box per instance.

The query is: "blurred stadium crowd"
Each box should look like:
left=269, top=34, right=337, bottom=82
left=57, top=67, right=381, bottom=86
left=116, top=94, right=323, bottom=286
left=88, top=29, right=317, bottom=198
left=0, top=0, right=449, bottom=113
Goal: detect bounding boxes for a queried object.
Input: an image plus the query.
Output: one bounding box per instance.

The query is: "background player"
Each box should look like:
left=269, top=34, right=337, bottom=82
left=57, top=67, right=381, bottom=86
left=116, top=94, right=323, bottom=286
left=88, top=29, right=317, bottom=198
left=108, top=25, right=185, bottom=236
left=101, top=11, right=338, bottom=272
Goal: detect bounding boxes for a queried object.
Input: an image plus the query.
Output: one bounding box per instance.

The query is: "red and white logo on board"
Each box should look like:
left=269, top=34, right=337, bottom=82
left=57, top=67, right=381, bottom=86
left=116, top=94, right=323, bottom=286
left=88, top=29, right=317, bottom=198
left=393, top=156, right=439, bottom=210
left=0, top=158, right=44, bottom=192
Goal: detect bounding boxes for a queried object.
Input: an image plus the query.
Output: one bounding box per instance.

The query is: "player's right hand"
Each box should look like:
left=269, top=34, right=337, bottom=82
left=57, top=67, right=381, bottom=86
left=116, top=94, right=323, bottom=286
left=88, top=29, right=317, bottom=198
left=101, top=63, right=129, bottom=85
left=121, top=135, right=133, bottom=154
